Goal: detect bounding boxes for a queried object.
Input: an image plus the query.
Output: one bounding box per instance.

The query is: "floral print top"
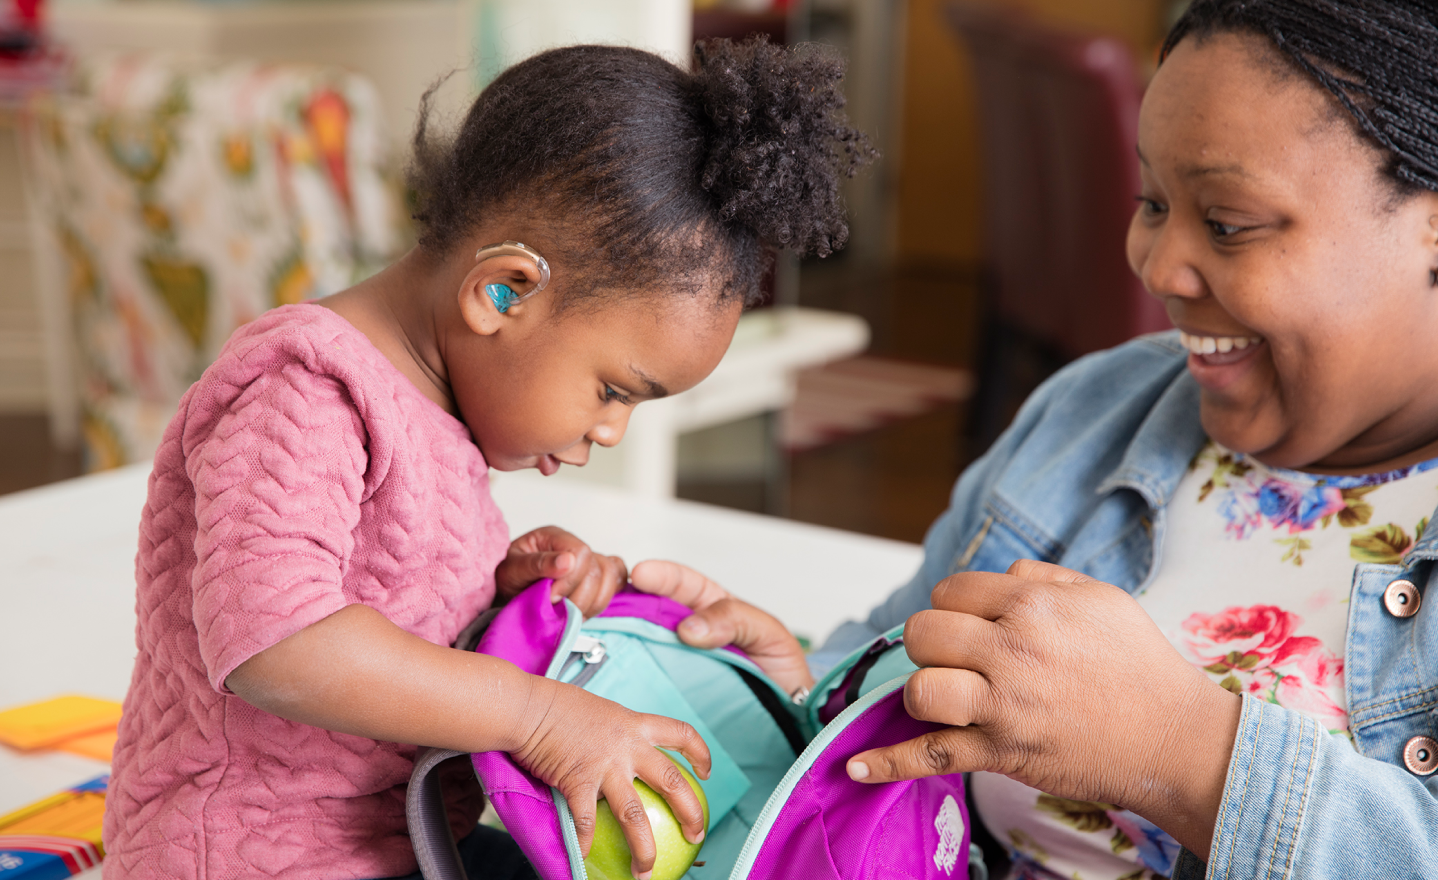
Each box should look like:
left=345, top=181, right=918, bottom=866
left=971, top=442, right=1438, bottom=880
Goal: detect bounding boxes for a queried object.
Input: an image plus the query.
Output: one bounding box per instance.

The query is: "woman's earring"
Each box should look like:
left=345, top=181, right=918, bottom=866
left=486, top=283, right=519, bottom=313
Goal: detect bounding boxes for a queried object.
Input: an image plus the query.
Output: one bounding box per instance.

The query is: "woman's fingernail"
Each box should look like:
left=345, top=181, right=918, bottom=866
left=848, top=761, right=870, bottom=781
left=679, top=617, right=708, bottom=638
left=556, top=552, right=574, bottom=572
left=632, top=866, right=652, bottom=880
left=686, top=829, right=705, bottom=844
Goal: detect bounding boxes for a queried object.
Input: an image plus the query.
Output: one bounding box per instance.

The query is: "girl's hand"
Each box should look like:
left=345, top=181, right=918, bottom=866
left=511, top=676, right=712, bottom=879
left=495, top=526, right=627, bottom=616
left=631, top=560, right=815, bottom=695
left=845, top=560, right=1241, bottom=860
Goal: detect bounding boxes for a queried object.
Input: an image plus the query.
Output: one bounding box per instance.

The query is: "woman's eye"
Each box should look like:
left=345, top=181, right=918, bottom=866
left=1134, top=196, right=1166, bottom=218
left=1206, top=219, right=1246, bottom=239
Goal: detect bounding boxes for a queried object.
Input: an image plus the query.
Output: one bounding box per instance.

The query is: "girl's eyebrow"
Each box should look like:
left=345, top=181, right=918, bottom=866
left=629, top=367, right=669, bottom=399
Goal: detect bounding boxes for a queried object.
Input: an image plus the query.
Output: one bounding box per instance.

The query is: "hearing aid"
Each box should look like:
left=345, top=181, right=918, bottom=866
left=475, top=240, right=551, bottom=313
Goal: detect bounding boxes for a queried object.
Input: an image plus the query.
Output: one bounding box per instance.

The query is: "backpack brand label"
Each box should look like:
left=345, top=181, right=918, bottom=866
left=933, top=794, right=963, bottom=875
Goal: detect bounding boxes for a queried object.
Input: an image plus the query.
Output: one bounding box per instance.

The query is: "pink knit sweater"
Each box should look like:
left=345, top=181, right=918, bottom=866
left=103, top=305, right=510, bottom=880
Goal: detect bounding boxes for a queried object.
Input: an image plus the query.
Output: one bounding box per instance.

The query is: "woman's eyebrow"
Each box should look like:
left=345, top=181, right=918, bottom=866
left=1136, top=146, right=1254, bottom=181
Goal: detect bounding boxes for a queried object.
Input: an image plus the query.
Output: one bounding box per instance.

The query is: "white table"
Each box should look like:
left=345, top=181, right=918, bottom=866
left=0, top=464, right=921, bottom=823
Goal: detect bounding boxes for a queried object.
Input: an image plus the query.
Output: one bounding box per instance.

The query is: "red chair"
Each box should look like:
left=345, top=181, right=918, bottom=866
left=947, top=3, right=1170, bottom=445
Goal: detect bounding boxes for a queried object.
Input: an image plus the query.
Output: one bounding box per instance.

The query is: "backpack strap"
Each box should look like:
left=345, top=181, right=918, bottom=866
left=408, top=746, right=469, bottom=880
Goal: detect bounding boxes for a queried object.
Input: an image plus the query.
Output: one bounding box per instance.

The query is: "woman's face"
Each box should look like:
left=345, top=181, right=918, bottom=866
left=1127, top=32, right=1438, bottom=471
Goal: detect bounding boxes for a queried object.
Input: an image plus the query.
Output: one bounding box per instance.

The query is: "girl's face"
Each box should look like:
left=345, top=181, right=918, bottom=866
left=448, top=285, right=741, bottom=474
left=1127, top=33, right=1438, bottom=471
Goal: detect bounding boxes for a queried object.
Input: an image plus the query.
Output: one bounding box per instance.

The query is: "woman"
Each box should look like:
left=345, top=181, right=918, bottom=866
left=818, top=1, right=1438, bottom=877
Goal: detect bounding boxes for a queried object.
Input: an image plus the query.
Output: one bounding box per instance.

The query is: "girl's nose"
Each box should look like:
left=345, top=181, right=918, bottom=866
left=588, top=406, right=632, bottom=448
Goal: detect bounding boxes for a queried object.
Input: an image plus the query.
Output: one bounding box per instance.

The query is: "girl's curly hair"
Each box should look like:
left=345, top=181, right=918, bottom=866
left=407, top=38, right=876, bottom=308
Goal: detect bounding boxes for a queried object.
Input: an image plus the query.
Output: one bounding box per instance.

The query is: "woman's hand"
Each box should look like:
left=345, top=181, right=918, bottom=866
left=845, top=560, right=1241, bottom=860
left=495, top=526, right=627, bottom=617
left=630, top=560, right=815, bottom=695
left=510, top=676, right=712, bottom=879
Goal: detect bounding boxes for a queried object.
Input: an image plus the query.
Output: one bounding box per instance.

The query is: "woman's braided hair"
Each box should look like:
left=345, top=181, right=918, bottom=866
left=1164, top=0, right=1438, bottom=196
left=408, top=38, right=875, bottom=308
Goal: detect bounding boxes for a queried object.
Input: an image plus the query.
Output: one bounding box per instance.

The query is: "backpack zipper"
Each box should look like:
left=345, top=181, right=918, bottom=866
left=558, top=634, right=609, bottom=689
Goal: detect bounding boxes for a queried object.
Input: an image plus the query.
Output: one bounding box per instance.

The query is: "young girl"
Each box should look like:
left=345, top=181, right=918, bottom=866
left=102, top=38, right=868, bottom=880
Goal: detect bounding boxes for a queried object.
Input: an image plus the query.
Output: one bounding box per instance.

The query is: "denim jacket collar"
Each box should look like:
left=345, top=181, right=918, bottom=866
left=1096, top=365, right=1207, bottom=512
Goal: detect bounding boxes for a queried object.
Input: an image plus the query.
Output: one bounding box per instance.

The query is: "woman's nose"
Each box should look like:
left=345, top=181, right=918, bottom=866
left=1128, top=217, right=1205, bottom=301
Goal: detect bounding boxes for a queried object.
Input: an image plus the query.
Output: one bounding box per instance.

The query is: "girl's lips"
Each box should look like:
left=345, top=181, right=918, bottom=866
left=536, top=454, right=561, bottom=476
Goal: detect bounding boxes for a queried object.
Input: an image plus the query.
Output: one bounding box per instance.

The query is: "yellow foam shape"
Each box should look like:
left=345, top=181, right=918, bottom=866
left=0, top=696, right=123, bottom=751
left=54, top=728, right=119, bottom=762
left=0, top=789, right=106, bottom=847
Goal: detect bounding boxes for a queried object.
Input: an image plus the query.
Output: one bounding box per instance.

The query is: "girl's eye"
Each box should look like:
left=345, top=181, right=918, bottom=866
left=603, top=385, right=632, bottom=405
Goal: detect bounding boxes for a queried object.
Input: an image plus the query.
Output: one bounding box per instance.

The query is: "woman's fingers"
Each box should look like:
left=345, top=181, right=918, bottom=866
left=928, top=561, right=1100, bottom=620
left=902, top=608, right=1002, bottom=671
left=847, top=725, right=991, bottom=784
left=677, top=598, right=815, bottom=694
left=903, top=666, right=992, bottom=728
left=630, top=559, right=730, bottom=610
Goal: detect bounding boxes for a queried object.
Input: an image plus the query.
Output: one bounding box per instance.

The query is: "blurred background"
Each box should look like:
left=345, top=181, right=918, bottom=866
left=0, top=0, right=1186, bottom=544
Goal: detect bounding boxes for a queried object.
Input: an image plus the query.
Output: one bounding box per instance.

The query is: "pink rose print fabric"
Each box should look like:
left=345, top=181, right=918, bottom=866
left=1182, top=604, right=1346, bottom=733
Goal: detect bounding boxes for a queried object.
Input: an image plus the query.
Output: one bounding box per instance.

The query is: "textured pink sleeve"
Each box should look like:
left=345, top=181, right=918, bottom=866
left=187, top=359, right=372, bottom=694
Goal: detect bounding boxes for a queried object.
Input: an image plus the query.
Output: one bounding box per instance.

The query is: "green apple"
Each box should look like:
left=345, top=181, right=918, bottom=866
left=582, top=756, right=709, bottom=880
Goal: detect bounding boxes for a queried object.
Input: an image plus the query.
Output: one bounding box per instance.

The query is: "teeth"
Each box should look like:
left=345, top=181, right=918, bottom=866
left=1179, top=331, right=1263, bottom=355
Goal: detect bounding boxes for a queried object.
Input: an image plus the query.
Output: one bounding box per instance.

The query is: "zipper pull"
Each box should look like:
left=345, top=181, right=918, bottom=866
left=572, top=634, right=607, bottom=665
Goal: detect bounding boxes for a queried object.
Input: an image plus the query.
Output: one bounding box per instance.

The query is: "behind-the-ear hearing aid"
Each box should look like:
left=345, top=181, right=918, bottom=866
left=475, top=240, right=551, bottom=313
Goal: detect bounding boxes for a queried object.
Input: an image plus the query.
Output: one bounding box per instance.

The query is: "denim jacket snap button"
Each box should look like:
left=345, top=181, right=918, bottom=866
left=1404, top=736, right=1438, bottom=775
left=1384, top=579, right=1421, bottom=618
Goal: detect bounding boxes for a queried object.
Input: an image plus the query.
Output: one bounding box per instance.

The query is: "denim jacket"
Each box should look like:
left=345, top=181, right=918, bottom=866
left=817, top=331, right=1438, bottom=879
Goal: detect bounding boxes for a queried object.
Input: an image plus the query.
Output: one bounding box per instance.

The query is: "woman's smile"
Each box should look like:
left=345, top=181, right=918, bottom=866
left=1178, top=330, right=1267, bottom=391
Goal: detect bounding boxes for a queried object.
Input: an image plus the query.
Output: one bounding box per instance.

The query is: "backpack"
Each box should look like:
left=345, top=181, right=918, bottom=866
left=407, top=581, right=986, bottom=880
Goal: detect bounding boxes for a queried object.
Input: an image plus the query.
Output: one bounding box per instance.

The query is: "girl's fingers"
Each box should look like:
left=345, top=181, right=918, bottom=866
left=568, top=555, right=627, bottom=617
left=630, top=560, right=729, bottom=610
left=495, top=550, right=575, bottom=597
left=651, top=716, right=712, bottom=781
left=903, top=666, right=992, bottom=728
left=562, top=781, right=602, bottom=858
left=603, top=777, right=658, bottom=879
left=846, top=726, right=991, bottom=784
left=637, top=750, right=707, bottom=845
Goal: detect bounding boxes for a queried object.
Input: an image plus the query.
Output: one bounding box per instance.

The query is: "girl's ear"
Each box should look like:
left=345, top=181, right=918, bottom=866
left=456, top=270, right=506, bottom=337
left=455, top=253, right=548, bottom=335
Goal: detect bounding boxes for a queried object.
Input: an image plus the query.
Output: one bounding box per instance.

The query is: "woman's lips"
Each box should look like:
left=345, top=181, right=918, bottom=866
left=1179, top=330, right=1265, bottom=386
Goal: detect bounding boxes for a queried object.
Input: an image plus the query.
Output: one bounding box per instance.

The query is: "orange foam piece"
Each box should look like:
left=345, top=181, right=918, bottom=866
left=0, top=696, right=123, bottom=751
left=54, top=728, right=119, bottom=762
